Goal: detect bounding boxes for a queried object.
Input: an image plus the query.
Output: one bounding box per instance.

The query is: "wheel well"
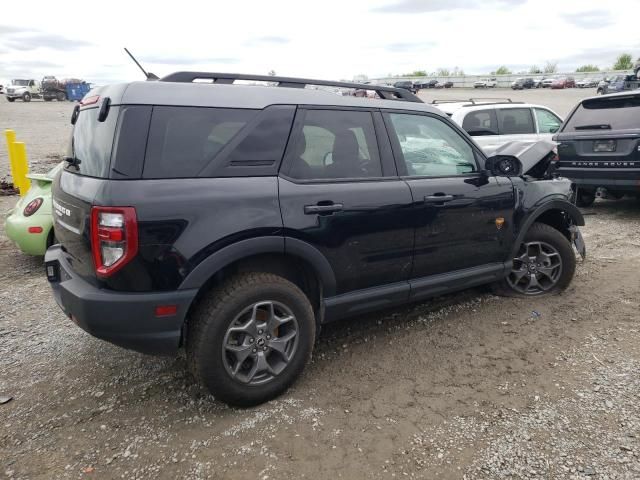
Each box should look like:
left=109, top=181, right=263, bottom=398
left=188, top=253, right=323, bottom=325
left=533, top=209, right=572, bottom=241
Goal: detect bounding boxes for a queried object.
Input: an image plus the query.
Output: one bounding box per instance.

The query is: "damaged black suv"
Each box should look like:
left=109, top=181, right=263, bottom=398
left=45, top=72, right=585, bottom=406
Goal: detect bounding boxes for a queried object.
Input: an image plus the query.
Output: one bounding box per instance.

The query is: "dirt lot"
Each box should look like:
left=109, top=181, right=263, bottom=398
left=1, top=89, right=639, bottom=479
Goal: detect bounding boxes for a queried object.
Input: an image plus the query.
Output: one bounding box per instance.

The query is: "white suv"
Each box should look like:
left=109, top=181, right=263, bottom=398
left=473, top=77, right=497, bottom=88
left=433, top=100, right=563, bottom=155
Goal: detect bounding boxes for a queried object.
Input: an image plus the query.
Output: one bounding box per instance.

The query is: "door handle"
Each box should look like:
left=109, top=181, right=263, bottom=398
left=304, top=203, right=344, bottom=215
left=424, top=194, right=454, bottom=204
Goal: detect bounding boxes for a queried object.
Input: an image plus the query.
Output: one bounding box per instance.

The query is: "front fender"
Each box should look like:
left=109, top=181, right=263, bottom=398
left=511, top=199, right=585, bottom=258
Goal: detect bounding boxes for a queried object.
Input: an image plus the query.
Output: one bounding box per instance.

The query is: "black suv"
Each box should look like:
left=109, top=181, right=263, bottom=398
left=45, top=73, right=585, bottom=406
left=554, top=91, right=640, bottom=206
left=393, top=80, right=418, bottom=94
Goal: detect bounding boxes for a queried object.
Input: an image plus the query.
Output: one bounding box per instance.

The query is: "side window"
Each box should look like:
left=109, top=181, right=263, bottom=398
left=144, top=107, right=256, bottom=178
left=461, top=109, right=499, bottom=136
left=287, top=110, right=382, bottom=180
left=388, top=113, right=477, bottom=177
left=534, top=108, right=562, bottom=134
left=497, top=108, right=535, bottom=134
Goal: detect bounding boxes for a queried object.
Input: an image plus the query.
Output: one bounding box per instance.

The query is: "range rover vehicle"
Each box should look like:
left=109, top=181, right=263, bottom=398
left=554, top=91, right=640, bottom=206
left=45, top=73, right=585, bottom=406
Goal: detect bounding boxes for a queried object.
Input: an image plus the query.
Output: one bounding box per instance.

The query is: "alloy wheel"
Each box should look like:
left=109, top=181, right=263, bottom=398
left=222, top=301, right=299, bottom=385
left=507, top=241, right=563, bottom=295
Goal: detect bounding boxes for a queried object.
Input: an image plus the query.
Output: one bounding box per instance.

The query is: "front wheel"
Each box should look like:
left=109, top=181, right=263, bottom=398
left=22, top=92, right=31, bottom=102
left=7, top=97, right=15, bottom=102
left=187, top=272, right=315, bottom=407
left=495, top=223, right=576, bottom=297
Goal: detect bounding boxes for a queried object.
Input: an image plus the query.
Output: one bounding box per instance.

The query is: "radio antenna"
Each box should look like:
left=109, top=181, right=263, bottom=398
left=124, top=48, right=159, bottom=81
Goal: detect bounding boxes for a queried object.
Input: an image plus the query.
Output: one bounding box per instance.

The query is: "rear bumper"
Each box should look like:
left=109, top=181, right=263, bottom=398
left=45, top=245, right=198, bottom=355
left=556, top=168, right=640, bottom=192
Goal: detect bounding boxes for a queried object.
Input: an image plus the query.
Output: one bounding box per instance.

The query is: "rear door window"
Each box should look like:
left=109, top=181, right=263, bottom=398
left=67, top=106, right=120, bottom=178
left=461, top=109, right=499, bottom=136
left=563, top=96, right=640, bottom=132
left=143, top=107, right=256, bottom=178
left=286, top=110, right=382, bottom=180
left=496, top=108, right=535, bottom=134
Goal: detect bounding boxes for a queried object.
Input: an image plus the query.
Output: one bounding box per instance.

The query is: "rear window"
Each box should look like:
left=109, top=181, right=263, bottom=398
left=564, top=95, right=640, bottom=131
left=67, top=106, right=120, bottom=178
left=143, top=107, right=256, bottom=178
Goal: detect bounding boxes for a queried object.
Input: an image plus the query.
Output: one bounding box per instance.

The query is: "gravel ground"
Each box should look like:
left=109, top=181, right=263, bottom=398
left=1, top=88, right=639, bottom=479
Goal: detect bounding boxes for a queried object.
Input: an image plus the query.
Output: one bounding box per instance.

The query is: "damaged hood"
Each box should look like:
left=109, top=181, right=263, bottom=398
left=484, top=140, right=556, bottom=176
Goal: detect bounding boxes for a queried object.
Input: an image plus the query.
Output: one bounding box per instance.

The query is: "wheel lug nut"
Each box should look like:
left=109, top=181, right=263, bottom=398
left=258, top=329, right=263, bottom=335
left=263, top=347, right=268, bottom=351
left=252, top=348, right=257, bottom=353
left=266, top=335, right=271, bottom=340
left=249, top=338, right=254, bottom=343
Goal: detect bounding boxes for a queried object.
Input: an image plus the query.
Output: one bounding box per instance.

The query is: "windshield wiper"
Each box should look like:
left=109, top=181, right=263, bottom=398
left=574, top=124, right=611, bottom=130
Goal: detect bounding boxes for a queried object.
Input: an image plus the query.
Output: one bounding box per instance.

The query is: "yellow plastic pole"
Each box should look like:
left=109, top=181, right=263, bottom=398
left=12, top=142, right=30, bottom=196
left=4, top=130, right=20, bottom=191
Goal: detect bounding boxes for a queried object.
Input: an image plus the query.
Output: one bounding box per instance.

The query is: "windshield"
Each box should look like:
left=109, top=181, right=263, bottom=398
left=11, top=79, right=29, bottom=86
left=564, top=95, right=640, bottom=131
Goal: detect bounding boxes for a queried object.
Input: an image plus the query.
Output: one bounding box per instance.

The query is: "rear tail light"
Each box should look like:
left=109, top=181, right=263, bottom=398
left=90, top=206, right=138, bottom=277
left=23, top=197, right=43, bottom=217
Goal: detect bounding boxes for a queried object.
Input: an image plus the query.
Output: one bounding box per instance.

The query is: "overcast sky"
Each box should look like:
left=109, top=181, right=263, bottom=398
left=1, top=0, right=638, bottom=85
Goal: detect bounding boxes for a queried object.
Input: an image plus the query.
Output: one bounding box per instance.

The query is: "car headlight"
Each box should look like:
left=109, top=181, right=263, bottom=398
left=23, top=197, right=43, bottom=217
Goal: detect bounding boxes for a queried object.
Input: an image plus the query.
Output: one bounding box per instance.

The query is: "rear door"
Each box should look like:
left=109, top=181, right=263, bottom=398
left=278, top=108, right=414, bottom=296
left=382, top=111, right=516, bottom=294
left=495, top=107, right=538, bottom=144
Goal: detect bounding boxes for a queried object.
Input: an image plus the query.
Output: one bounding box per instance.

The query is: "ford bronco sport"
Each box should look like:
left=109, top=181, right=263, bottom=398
left=45, top=72, right=585, bottom=406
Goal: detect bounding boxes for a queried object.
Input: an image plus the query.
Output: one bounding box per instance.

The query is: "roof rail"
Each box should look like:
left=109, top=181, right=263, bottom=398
left=160, top=71, right=423, bottom=103
left=467, top=97, right=515, bottom=104
left=431, top=99, right=470, bottom=104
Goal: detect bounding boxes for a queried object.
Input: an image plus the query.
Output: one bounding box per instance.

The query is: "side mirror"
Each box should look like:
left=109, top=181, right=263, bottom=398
left=485, top=155, right=523, bottom=177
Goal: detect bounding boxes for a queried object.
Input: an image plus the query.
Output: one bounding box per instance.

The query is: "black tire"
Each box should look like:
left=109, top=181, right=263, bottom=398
left=7, top=97, right=15, bottom=102
left=57, top=92, right=66, bottom=101
left=46, top=229, right=56, bottom=248
left=22, top=93, right=31, bottom=102
left=187, top=272, right=315, bottom=407
left=576, top=190, right=596, bottom=207
left=495, top=222, right=576, bottom=297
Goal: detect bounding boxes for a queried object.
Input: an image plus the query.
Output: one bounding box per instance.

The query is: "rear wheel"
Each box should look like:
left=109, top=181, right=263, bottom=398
left=496, top=223, right=576, bottom=297
left=22, top=92, right=31, bottom=102
left=57, top=92, right=66, bottom=101
left=187, top=272, right=315, bottom=407
left=575, top=190, right=596, bottom=207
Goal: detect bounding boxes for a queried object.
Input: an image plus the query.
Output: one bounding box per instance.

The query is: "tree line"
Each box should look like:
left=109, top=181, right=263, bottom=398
left=395, top=53, right=638, bottom=77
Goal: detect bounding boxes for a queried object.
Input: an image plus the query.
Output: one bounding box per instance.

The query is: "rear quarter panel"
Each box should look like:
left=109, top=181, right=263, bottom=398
left=94, top=177, right=282, bottom=291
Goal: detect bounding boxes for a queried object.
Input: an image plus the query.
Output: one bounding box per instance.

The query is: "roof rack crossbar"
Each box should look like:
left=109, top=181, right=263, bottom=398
left=159, top=71, right=423, bottom=103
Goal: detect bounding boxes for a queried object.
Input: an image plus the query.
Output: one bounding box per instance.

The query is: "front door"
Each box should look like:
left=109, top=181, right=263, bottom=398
left=383, top=111, right=516, bottom=282
left=279, top=108, right=414, bottom=296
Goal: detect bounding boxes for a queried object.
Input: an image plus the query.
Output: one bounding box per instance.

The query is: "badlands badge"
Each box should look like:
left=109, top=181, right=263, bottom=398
left=495, top=217, right=505, bottom=230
